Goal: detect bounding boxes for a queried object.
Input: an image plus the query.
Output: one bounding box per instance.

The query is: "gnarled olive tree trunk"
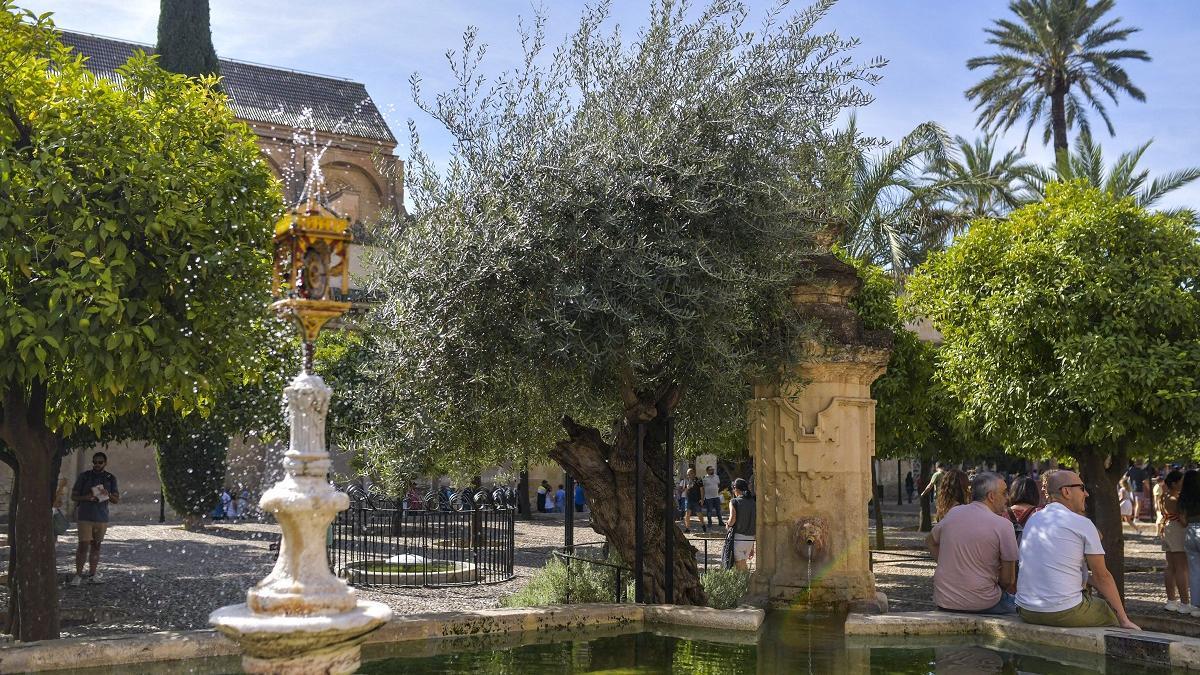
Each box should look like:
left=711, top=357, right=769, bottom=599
left=550, top=382, right=705, bottom=605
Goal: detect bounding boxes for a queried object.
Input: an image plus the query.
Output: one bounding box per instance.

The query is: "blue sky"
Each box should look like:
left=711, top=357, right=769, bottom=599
left=18, top=0, right=1200, bottom=209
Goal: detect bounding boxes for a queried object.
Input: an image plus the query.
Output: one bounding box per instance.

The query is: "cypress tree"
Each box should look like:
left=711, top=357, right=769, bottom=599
left=156, top=0, right=220, bottom=79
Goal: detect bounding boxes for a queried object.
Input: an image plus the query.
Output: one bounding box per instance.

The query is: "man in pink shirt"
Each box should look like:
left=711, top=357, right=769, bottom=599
left=926, top=472, right=1018, bottom=614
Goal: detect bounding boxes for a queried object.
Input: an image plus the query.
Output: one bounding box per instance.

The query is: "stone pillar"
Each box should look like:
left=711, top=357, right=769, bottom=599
left=749, top=255, right=890, bottom=610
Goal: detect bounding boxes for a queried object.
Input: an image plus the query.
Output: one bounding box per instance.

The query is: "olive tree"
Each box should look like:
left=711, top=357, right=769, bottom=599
left=905, top=181, right=1200, bottom=592
left=361, top=0, right=881, bottom=604
left=0, top=5, right=279, bottom=639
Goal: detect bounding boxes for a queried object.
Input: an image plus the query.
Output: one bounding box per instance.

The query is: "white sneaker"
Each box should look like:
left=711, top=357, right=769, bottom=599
left=1165, top=601, right=1182, bottom=612
left=86, top=573, right=103, bottom=584
left=1190, top=607, right=1200, bottom=618
left=68, top=575, right=82, bottom=587
left=1180, top=604, right=1197, bottom=614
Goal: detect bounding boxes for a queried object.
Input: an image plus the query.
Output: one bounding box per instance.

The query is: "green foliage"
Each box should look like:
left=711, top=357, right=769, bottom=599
left=0, top=4, right=281, bottom=434
left=700, top=567, right=749, bottom=609
left=155, top=419, right=227, bottom=517
left=361, top=0, right=883, bottom=474
left=156, top=0, right=220, bottom=79
left=965, top=0, right=1150, bottom=151
left=841, top=253, right=973, bottom=461
left=904, top=182, right=1200, bottom=460
left=501, top=555, right=623, bottom=607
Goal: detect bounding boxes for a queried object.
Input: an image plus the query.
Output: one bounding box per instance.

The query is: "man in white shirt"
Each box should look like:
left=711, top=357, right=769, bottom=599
left=1016, top=470, right=1139, bottom=629
left=702, top=466, right=724, bottom=529
left=926, top=472, right=1017, bottom=614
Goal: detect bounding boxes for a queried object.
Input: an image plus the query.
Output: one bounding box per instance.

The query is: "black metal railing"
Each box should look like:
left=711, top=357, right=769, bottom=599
left=552, top=550, right=631, bottom=604
left=329, top=495, right=515, bottom=587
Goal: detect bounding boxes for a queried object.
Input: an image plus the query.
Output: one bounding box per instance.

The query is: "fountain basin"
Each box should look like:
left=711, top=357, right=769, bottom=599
left=340, top=559, right=477, bottom=585
left=209, top=600, right=390, bottom=673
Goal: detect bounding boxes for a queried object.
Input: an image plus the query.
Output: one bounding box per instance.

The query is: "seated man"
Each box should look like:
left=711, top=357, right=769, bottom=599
left=926, top=472, right=1018, bottom=614
left=1016, top=470, right=1140, bottom=629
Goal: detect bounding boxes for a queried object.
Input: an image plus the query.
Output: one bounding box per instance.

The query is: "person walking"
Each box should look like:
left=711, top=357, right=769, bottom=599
left=1179, top=470, right=1200, bottom=618
left=574, top=483, right=586, bottom=513
left=1159, top=470, right=1190, bottom=613
left=926, top=472, right=1018, bottom=614
left=905, top=471, right=915, bottom=504
left=555, top=484, right=566, bottom=514
left=726, top=478, right=756, bottom=570
left=1015, top=471, right=1139, bottom=629
left=537, top=480, right=550, bottom=513
left=1126, top=460, right=1148, bottom=524
left=702, top=465, right=724, bottom=530
left=685, top=469, right=704, bottom=533
left=70, top=452, right=119, bottom=586
left=1118, top=477, right=1140, bottom=534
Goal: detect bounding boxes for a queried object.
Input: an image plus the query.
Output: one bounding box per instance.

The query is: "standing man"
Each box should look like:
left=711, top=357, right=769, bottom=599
left=70, top=451, right=119, bottom=585
left=925, top=472, right=1018, bottom=614
left=702, top=465, right=724, bottom=530
left=920, top=462, right=947, bottom=505
left=1016, top=470, right=1140, bottom=629
left=685, top=469, right=704, bottom=533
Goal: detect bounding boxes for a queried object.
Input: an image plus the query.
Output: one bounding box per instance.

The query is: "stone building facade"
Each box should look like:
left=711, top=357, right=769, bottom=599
left=0, top=31, right=404, bottom=521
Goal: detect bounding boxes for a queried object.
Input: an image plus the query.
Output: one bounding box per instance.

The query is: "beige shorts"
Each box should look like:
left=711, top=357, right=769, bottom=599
left=734, top=538, right=755, bottom=561
left=77, top=521, right=108, bottom=543
left=1163, top=520, right=1186, bottom=553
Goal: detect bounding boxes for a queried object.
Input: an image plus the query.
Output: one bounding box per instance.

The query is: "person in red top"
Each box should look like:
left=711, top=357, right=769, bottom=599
left=1007, top=476, right=1039, bottom=534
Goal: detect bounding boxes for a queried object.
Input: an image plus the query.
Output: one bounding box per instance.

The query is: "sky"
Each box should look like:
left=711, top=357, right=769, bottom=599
left=16, top=0, right=1200, bottom=210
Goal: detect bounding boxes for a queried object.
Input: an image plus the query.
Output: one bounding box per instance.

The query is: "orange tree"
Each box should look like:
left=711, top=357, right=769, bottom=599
left=0, top=5, right=279, bottom=639
left=905, top=182, right=1200, bottom=593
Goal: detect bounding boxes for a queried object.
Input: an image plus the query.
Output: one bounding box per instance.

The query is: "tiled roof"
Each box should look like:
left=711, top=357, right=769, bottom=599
left=57, top=30, right=396, bottom=145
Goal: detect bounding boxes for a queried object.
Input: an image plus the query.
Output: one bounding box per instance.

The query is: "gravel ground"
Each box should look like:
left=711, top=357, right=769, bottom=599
left=0, top=503, right=1185, bottom=639
left=12, top=513, right=594, bottom=638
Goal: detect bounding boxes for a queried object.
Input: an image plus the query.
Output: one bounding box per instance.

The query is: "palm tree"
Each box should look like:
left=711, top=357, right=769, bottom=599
left=966, top=0, right=1150, bottom=157
left=931, top=134, right=1038, bottom=225
left=1025, top=135, right=1200, bottom=221
left=833, top=119, right=959, bottom=276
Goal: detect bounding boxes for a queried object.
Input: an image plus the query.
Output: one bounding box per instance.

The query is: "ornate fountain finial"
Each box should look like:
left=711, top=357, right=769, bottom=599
left=270, top=198, right=353, bottom=372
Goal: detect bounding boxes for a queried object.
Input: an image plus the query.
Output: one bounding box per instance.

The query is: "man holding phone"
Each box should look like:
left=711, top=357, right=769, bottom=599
left=70, top=451, right=119, bottom=585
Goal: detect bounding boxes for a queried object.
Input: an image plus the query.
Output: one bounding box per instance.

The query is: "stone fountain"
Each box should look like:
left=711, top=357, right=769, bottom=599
left=748, top=254, right=892, bottom=611
left=210, top=199, right=391, bottom=674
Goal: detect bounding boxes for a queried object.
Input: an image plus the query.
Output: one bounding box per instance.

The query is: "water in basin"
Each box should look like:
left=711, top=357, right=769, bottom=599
left=358, top=610, right=1185, bottom=675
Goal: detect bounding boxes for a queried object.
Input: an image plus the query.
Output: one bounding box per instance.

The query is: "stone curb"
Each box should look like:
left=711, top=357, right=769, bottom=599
left=0, top=604, right=763, bottom=673
left=846, top=611, right=1200, bottom=671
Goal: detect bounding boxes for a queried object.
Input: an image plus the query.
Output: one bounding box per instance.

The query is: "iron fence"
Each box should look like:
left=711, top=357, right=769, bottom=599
left=328, top=494, right=515, bottom=587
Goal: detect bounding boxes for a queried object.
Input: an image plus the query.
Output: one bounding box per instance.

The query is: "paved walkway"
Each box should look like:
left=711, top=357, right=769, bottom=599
left=0, top=504, right=1187, bottom=638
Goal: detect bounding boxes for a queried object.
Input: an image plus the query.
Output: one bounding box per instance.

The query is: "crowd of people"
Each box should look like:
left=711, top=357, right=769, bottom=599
left=927, top=461, right=1200, bottom=628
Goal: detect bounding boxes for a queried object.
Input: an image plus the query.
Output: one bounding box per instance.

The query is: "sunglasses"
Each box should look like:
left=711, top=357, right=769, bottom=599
left=1061, top=483, right=1087, bottom=491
